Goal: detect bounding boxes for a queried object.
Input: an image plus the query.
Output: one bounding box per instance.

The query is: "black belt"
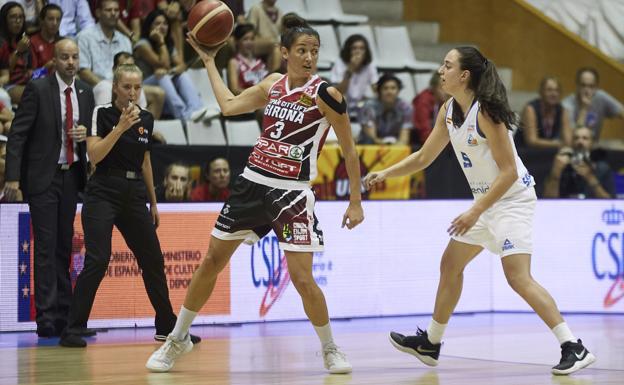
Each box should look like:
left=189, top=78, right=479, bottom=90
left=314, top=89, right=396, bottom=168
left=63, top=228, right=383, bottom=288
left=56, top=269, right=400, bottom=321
left=98, top=168, right=142, bottom=180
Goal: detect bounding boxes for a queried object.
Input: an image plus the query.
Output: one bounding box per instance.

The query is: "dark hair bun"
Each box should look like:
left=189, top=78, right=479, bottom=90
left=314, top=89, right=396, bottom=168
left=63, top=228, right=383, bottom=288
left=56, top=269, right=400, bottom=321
left=233, top=23, right=255, bottom=40
left=281, top=13, right=308, bottom=31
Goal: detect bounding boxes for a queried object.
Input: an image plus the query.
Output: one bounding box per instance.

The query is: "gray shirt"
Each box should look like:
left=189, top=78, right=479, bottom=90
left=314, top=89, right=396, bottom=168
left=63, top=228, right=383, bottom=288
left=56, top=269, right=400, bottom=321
left=77, top=23, right=133, bottom=81
left=562, top=89, right=624, bottom=139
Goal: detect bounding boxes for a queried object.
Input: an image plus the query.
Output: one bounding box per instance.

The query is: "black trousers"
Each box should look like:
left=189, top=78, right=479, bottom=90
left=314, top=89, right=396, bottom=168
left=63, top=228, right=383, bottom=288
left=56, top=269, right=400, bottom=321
left=65, top=173, right=176, bottom=335
left=28, top=165, right=81, bottom=330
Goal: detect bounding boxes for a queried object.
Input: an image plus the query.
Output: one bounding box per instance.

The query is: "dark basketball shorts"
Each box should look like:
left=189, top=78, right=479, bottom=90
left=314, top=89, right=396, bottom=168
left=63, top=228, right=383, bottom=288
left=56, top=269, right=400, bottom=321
left=211, top=176, right=324, bottom=252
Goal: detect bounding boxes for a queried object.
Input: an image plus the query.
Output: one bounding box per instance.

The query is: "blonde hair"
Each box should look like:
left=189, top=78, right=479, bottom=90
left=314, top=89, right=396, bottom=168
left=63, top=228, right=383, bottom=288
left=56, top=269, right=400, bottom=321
left=111, top=64, right=143, bottom=104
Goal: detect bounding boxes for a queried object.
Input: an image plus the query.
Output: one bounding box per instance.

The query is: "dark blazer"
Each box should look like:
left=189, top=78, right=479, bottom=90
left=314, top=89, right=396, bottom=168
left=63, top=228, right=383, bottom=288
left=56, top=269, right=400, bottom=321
left=5, top=75, right=95, bottom=196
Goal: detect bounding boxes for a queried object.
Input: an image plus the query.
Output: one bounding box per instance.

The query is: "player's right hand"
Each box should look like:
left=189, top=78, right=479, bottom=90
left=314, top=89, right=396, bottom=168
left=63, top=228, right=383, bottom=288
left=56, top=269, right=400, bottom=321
left=186, top=32, right=226, bottom=61
left=363, top=170, right=387, bottom=190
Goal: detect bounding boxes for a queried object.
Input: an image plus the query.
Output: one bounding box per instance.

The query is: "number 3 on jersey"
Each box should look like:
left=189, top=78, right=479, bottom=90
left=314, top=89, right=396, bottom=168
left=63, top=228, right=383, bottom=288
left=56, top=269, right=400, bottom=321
left=270, top=121, right=285, bottom=139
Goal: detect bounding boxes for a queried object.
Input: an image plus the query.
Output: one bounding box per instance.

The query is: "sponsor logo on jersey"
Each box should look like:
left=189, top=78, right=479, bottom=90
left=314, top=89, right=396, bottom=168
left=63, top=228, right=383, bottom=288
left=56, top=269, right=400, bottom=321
left=256, top=137, right=305, bottom=160
left=467, top=134, right=478, bottom=146
left=461, top=152, right=472, bottom=168
left=292, top=222, right=310, bottom=245
left=298, top=93, right=314, bottom=107
left=469, top=181, right=490, bottom=195
left=502, top=238, right=515, bottom=251
left=282, top=223, right=292, bottom=242
left=249, top=148, right=302, bottom=179
left=522, top=172, right=533, bottom=187
left=467, top=124, right=475, bottom=132
left=138, top=126, right=145, bottom=135
left=446, top=117, right=453, bottom=125
left=270, top=86, right=283, bottom=98
left=264, top=99, right=306, bottom=124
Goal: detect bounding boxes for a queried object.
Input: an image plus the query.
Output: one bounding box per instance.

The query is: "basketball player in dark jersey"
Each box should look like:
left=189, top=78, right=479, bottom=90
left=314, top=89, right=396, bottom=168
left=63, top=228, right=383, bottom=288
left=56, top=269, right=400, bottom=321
left=147, top=15, right=364, bottom=374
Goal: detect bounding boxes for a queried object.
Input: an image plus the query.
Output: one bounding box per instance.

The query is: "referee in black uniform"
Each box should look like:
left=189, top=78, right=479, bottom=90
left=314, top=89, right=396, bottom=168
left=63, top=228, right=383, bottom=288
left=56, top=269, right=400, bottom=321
left=59, top=64, right=199, bottom=347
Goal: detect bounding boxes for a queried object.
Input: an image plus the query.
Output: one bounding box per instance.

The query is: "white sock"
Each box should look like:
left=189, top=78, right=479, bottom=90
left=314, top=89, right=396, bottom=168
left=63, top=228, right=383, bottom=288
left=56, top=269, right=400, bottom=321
left=171, top=306, right=198, bottom=340
left=552, top=322, right=576, bottom=345
left=314, top=322, right=334, bottom=348
left=426, top=319, right=447, bottom=345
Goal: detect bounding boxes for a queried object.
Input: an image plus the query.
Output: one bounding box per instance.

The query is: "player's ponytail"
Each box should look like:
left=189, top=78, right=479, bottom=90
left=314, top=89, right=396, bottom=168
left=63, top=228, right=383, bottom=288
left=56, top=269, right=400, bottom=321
left=280, top=13, right=319, bottom=49
left=452, top=46, right=515, bottom=130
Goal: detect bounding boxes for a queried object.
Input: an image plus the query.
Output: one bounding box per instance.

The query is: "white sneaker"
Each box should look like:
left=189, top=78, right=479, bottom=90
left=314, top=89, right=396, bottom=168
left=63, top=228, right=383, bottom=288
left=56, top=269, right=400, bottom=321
left=322, top=342, right=352, bottom=374
left=146, top=333, right=193, bottom=372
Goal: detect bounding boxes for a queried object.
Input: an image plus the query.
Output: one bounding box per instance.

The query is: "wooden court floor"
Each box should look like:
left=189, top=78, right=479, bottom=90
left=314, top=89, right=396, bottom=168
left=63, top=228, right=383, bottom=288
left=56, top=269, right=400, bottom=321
left=0, top=313, right=622, bottom=385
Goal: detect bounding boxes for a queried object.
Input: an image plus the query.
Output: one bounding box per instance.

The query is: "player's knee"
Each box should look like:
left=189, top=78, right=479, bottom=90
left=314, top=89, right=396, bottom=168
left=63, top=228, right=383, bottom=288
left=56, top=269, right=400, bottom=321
left=505, top=271, right=530, bottom=293
left=439, top=256, right=464, bottom=277
left=290, top=274, right=318, bottom=298
left=197, top=255, right=223, bottom=278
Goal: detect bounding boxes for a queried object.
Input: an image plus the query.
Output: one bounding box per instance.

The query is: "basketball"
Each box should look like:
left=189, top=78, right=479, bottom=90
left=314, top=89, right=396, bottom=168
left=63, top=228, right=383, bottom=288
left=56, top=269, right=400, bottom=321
left=188, top=0, right=234, bottom=47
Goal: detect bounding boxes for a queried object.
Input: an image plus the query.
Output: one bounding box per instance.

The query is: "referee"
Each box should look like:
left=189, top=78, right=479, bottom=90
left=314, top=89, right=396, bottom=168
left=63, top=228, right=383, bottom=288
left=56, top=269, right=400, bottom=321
left=59, top=64, right=200, bottom=347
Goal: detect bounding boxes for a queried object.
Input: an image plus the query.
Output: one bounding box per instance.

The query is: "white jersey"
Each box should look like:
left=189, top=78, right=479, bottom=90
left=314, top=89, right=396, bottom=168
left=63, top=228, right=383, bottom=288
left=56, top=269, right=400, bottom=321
left=445, top=99, right=535, bottom=198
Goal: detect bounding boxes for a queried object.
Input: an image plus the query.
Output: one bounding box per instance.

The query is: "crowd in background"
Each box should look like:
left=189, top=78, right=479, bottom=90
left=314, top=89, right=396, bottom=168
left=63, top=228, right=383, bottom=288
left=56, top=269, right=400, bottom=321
left=1, top=0, right=623, bottom=202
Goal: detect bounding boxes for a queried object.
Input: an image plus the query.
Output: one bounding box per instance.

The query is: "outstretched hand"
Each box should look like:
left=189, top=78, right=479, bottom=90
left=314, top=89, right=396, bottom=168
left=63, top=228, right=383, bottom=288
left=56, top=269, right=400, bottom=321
left=363, top=170, right=387, bottom=190
left=186, top=32, right=227, bottom=63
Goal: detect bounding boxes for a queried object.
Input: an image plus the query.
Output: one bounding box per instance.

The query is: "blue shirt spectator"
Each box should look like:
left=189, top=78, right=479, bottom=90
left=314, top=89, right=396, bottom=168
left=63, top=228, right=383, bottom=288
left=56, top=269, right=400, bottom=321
left=77, top=23, right=132, bottom=83
left=48, top=0, right=94, bottom=37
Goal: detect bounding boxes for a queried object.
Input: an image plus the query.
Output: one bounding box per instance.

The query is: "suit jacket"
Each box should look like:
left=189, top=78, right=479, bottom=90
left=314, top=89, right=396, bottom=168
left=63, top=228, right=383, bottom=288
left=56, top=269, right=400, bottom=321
left=5, top=76, right=94, bottom=196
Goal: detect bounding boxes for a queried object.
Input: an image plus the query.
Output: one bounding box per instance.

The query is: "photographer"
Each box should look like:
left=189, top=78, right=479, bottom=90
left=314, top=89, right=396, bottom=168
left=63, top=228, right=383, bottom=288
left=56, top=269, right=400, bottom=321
left=543, top=127, right=614, bottom=199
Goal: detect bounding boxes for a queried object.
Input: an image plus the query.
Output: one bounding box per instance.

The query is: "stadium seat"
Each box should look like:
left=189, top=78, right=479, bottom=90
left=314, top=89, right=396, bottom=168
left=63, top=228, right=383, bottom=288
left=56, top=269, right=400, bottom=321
left=186, top=120, right=227, bottom=146
left=313, top=24, right=340, bottom=70
left=413, top=72, right=434, bottom=94
left=305, top=0, right=368, bottom=24
left=245, top=0, right=308, bottom=17
left=153, top=119, right=187, bottom=145
left=373, top=26, right=440, bottom=71
left=185, top=68, right=221, bottom=117
left=224, top=119, right=261, bottom=146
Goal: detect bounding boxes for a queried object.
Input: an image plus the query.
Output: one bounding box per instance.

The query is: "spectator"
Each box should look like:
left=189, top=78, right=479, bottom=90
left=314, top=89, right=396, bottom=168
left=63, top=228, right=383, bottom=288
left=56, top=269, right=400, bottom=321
left=0, top=2, right=31, bottom=104
left=0, top=98, right=13, bottom=135
left=156, top=162, right=192, bottom=202
left=47, top=0, right=94, bottom=37
left=134, top=9, right=206, bottom=121
left=222, top=0, right=246, bottom=24
left=77, top=0, right=132, bottom=87
left=227, top=23, right=269, bottom=95
left=519, top=76, right=572, bottom=149
left=331, top=34, right=378, bottom=120
left=543, top=126, right=614, bottom=199
left=358, top=73, right=413, bottom=145
left=129, top=1, right=185, bottom=59
left=562, top=67, right=624, bottom=139
left=93, top=51, right=165, bottom=119
left=412, top=71, right=447, bottom=145
left=247, top=0, right=282, bottom=58
left=1, top=0, right=44, bottom=33
left=29, top=4, right=63, bottom=80
left=191, top=157, right=231, bottom=202
left=0, top=135, right=10, bottom=201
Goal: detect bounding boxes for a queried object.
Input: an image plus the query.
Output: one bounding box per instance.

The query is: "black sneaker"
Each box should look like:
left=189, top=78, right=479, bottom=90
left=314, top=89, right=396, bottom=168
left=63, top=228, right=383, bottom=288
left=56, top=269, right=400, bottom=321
left=155, top=333, right=202, bottom=344
left=552, top=339, right=596, bottom=375
left=389, top=328, right=441, bottom=367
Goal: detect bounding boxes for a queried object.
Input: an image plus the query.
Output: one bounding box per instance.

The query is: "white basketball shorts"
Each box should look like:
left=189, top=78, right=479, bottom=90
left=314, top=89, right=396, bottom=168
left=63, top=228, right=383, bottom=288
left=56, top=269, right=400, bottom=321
left=452, top=187, right=537, bottom=257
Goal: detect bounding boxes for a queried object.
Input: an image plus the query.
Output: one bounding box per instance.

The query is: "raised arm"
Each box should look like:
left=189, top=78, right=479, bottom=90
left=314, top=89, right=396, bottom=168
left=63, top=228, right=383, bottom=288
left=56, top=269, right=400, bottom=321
left=187, top=33, right=277, bottom=116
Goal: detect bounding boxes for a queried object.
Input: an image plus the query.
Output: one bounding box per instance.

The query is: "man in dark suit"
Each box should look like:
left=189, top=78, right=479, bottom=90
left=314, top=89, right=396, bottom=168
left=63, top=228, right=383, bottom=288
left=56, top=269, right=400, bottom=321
left=4, top=38, right=94, bottom=337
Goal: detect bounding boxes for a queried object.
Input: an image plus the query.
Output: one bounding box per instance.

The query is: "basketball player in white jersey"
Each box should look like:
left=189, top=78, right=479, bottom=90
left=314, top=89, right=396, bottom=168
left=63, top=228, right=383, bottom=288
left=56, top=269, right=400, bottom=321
left=146, top=15, right=364, bottom=374
left=364, top=47, right=595, bottom=375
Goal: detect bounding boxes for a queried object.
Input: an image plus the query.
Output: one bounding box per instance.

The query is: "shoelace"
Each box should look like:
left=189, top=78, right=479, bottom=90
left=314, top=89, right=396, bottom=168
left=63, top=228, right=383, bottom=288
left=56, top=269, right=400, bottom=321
left=323, top=344, right=347, bottom=361
left=160, top=338, right=185, bottom=358
left=559, top=343, right=581, bottom=364
left=415, top=327, right=427, bottom=337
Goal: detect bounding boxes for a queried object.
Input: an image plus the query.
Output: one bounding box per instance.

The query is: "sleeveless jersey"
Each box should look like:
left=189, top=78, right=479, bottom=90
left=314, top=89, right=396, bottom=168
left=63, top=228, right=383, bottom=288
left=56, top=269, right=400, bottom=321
left=235, top=53, right=268, bottom=89
left=445, top=99, right=535, bottom=198
left=243, top=74, right=331, bottom=189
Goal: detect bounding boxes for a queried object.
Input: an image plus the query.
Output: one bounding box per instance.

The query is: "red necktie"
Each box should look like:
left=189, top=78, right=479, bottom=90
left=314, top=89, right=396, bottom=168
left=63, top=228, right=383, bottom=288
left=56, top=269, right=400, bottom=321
left=64, top=87, right=74, bottom=166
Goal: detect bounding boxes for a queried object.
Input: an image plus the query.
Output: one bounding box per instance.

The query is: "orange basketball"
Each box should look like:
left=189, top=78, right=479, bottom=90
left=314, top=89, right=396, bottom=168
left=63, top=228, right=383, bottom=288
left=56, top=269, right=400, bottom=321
left=188, top=0, right=234, bottom=47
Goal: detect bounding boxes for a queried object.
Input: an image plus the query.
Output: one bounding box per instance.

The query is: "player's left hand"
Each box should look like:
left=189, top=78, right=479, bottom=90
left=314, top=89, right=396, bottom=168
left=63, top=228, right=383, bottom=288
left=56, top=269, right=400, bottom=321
left=448, top=208, right=480, bottom=236
left=151, top=204, right=160, bottom=228
left=342, top=202, right=364, bottom=229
